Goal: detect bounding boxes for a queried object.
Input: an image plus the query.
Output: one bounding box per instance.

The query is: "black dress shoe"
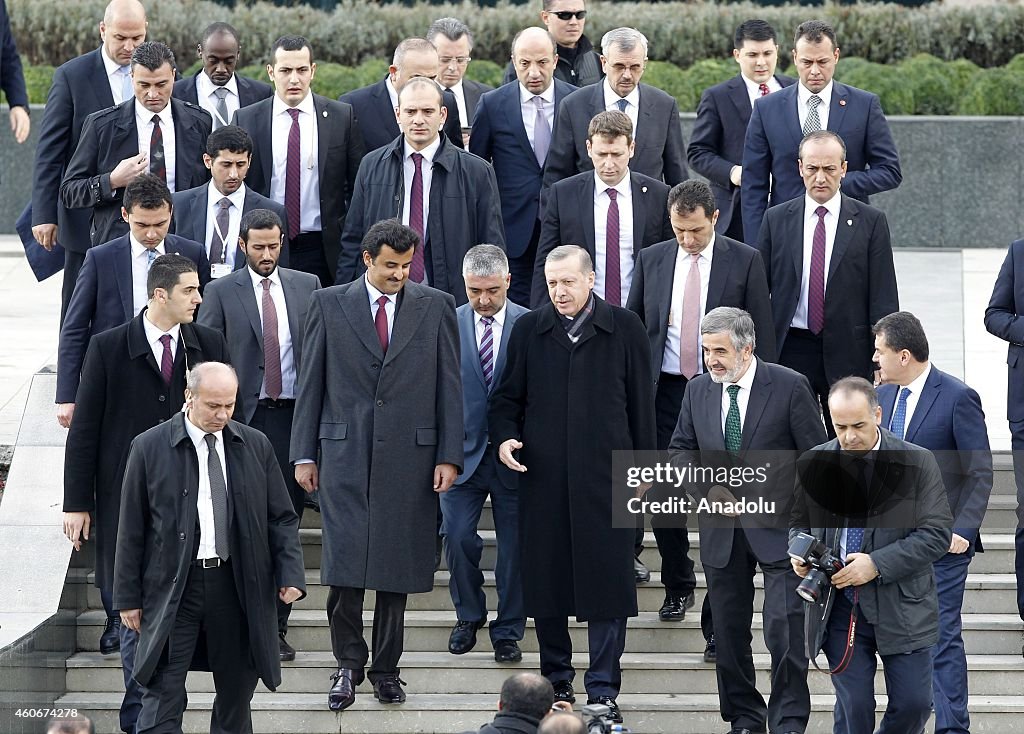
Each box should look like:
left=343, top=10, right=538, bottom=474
left=372, top=674, right=407, bottom=704
left=658, top=591, right=695, bottom=621
left=551, top=679, right=576, bottom=703
left=633, top=556, right=651, bottom=584
left=328, top=668, right=362, bottom=711
left=279, top=634, right=296, bottom=662
left=99, top=616, right=121, bottom=655
left=493, top=640, right=522, bottom=663
left=704, top=635, right=717, bottom=663
left=587, top=695, right=623, bottom=724
left=448, top=619, right=486, bottom=654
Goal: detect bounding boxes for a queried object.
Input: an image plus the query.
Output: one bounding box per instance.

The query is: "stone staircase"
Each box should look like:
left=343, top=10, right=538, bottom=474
left=56, top=455, right=1024, bottom=733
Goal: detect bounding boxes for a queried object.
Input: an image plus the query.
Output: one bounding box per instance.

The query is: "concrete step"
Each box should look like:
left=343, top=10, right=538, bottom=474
left=52, top=692, right=1024, bottom=734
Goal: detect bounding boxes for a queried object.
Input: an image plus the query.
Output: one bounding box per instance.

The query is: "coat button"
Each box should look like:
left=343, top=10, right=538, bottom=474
left=179, top=532, right=186, bottom=540
left=371, top=363, right=379, bottom=370
left=183, top=489, right=188, bottom=496
left=376, top=399, right=384, bottom=406
left=158, top=395, right=166, bottom=402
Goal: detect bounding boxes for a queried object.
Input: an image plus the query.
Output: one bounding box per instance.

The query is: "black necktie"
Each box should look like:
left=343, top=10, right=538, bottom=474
left=150, top=114, right=166, bottom=182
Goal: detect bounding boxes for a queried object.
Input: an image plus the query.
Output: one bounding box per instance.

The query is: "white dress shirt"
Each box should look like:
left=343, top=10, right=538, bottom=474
left=888, top=364, right=931, bottom=437
left=102, top=47, right=131, bottom=105
left=603, top=80, right=640, bottom=134
left=142, top=311, right=180, bottom=368
left=183, top=412, right=228, bottom=561
left=447, top=79, right=469, bottom=128
left=839, top=431, right=881, bottom=560
left=593, top=172, right=635, bottom=304
left=250, top=267, right=297, bottom=399
left=205, top=183, right=247, bottom=269
left=135, top=101, right=177, bottom=192
left=402, top=135, right=441, bottom=252
left=519, top=83, right=556, bottom=149
left=476, top=303, right=507, bottom=370
left=720, top=356, right=758, bottom=435
left=386, top=76, right=400, bottom=111
left=366, top=278, right=396, bottom=341
left=270, top=93, right=321, bottom=233
left=196, top=71, right=240, bottom=128
left=742, top=74, right=782, bottom=107
left=797, top=80, right=833, bottom=132
left=662, top=236, right=715, bottom=375
left=791, top=191, right=841, bottom=329
left=130, top=235, right=166, bottom=314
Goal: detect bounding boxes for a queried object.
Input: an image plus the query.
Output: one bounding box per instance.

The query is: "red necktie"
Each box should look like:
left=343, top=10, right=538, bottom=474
left=374, top=295, right=390, bottom=353
left=261, top=279, right=282, bottom=399
left=285, top=108, right=301, bottom=240
left=605, top=188, right=621, bottom=306
left=159, top=334, right=173, bottom=385
left=808, top=206, right=827, bottom=334
left=408, top=152, right=425, bottom=283
left=759, top=82, right=770, bottom=97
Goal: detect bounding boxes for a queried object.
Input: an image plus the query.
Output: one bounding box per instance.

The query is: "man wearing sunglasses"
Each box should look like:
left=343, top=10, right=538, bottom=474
left=502, top=1, right=602, bottom=89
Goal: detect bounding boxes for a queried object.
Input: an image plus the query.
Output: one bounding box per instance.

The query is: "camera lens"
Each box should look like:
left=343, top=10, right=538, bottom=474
left=796, top=569, right=828, bottom=603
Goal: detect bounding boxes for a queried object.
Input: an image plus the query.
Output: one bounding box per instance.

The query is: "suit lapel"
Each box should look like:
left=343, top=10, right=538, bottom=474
left=280, top=270, right=305, bottom=367
left=782, top=86, right=804, bottom=152
left=193, top=184, right=211, bottom=246
left=171, top=99, right=199, bottom=191
left=385, top=286, right=428, bottom=365
left=340, top=277, right=384, bottom=359
left=258, top=103, right=274, bottom=190
left=580, top=177, right=596, bottom=257
left=630, top=177, right=649, bottom=259
left=904, top=369, right=941, bottom=443
left=313, top=95, right=330, bottom=186
left=113, top=237, right=134, bottom=321
left=233, top=271, right=263, bottom=344
left=506, top=87, right=537, bottom=164
left=828, top=83, right=850, bottom=135
left=740, top=361, right=770, bottom=450
left=703, top=379, right=726, bottom=450
left=705, top=236, right=731, bottom=311
left=90, top=49, right=115, bottom=107
left=827, top=196, right=857, bottom=284
left=374, top=80, right=400, bottom=140
left=113, top=101, right=138, bottom=159
left=653, top=244, right=676, bottom=337
left=460, top=307, right=486, bottom=388
left=787, top=199, right=805, bottom=285
left=727, top=75, right=752, bottom=120
left=492, top=307, right=521, bottom=389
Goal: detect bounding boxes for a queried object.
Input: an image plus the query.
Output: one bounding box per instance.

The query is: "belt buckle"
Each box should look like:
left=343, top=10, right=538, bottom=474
left=199, top=557, right=221, bottom=568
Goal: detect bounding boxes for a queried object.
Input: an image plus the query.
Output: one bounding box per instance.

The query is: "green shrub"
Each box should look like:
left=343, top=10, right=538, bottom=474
left=465, top=60, right=504, bottom=89
left=958, top=68, right=1024, bottom=116
left=834, top=58, right=915, bottom=115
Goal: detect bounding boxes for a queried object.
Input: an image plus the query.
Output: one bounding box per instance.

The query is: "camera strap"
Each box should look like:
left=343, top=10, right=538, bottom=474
left=812, top=589, right=858, bottom=675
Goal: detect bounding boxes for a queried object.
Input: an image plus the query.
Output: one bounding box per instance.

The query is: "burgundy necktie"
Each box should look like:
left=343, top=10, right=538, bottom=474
left=808, top=205, right=828, bottom=334
left=261, top=279, right=282, bottom=400
left=758, top=82, right=770, bottom=97
left=159, top=333, right=173, bottom=386
left=374, top=295, right=390, bottom=354
left=149, top=115, right=166, bottom=182
left=479, top=316, right=494, bottom=388
left=605, top=188, right=621, bottom=306
left=408, top=152, right=426, bottom=283
left=285, top=108, right=301, bottom=240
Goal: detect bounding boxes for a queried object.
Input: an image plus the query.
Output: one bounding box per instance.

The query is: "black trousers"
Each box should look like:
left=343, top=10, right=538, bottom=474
left=290, top=231, right=332, bottom=287
left=509, top=219, right=539, bottom=308
left=535, top=616, right=627, bottom=699
left=326, top=586, right=407, bottom=682
left=61, top=249, right=87, bottom=325
left=249, top=400, right=305, bottom=637
left=780, top=328, right=834, bottom=438
left=137, top=562, right=258, bottom=734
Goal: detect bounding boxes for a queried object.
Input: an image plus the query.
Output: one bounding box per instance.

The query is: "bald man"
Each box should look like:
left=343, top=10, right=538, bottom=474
left=33, top=0, right=148, bottom=323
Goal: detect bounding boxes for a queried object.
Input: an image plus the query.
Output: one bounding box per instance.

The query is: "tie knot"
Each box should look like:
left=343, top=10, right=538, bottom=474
left=533, top=96, right=545, bottom=109
left=899, top=386, right=912, bottom=401
left=159, top=333, right=172, bottom=346
left=219, top=197, right=231, bottom=210
left=151, top=114, right=161, bottom=125
left=376, top=295, right=389, bottom=308
left=607, top=188, right=617, bottom=201
left=727, top=384, right=740, bottom=399
left=616, top=98, right=628, bottom=112
left=690, top=252, right=700, bottom=263
left=411, top=152, right=424, bottom=167
left=287, top=108, right=300, bottom=121
left=214, top=87, right=229, bottom=100
left=204, top=433, right=217, bottom=449
left=815, top=205, right=828, bottom=220
left=261, top=278, right=272, bottom=292
left=481, top=316, right=494, bottom=327
left=808, top=94, right=822, bottom=109
left=119, top=65, right=131, bottom=76
left=759, top=82, right=770, bottom=96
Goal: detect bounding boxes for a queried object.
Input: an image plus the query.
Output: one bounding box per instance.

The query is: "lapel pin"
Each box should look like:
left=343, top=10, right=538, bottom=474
left=846, top=219, right=853, bottom=226
left=839, top=99, right=847, bottom=107
left=641, top=186, right=648, bottom=193
left=322, top=110, right=328, bottom=118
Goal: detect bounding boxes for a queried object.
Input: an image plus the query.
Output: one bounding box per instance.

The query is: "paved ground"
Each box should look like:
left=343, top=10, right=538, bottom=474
left=0, top=235, right=1015, bottom=448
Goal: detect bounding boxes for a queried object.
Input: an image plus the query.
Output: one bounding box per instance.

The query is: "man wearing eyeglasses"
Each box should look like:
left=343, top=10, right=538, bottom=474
left=427, top=17, right=492, bottom=147
left=502, top=0, right=603, bottom=89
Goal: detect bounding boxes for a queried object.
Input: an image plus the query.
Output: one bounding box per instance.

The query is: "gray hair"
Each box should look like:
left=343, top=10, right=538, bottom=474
left=829, top=376, right=880, bottom=411
left=392, top=37, right=436, bottom=68
left=700, top=307, right=756, bottom=352
left=186, top=362, right=238, bottom=393
left=601, top=27, right=649, bottom=57
left=427, top=17, right=474, bottom=50
left=463, top=244, right=509, bottom=277
left=546, top=244, right=594, bottom=274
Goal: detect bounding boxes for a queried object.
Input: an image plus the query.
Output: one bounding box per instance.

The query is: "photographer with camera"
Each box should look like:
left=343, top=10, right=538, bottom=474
left=790, top=377, right=952, bottom=734
left=461, top=673, right=573, bottom=734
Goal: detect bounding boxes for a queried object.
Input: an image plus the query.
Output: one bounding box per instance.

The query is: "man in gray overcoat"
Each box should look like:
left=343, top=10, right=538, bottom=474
left=291, top=218, right=464, bottom=710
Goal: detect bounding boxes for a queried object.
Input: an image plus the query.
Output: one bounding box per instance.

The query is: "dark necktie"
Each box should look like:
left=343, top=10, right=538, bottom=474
left=203, top=433, right=230, bottom=560
left=889, top=386, right=911, bottom=439
left=261, top=279, right=282, bottom=400
left=532, top=96, right=550, bottom=166
left=803, top=94, right=823, bottom=136
left=807, top=205, right=827, bottom=334
left=285, top=108, right=301, bottom=240
left=616, top=98, right=628, bottom=113
left=605, top=188, right=621, bottom=306
left=408, top=152, right=426, bottom=283
left=759, top=82, right=770, bottom=97
left=149, top=115, right=166, bottom=182
left=479, top=316, right=494, bottom=388
left=158, top=333, right=173, bottom=386
left=725, top=384, right=742, bottom=453
left=213, top=87, right=230, bottom=129
left=843, top=459, right=868, bottom=603
left=374, top=295, right=390, bottom=354
left=210, top=197, right=231, bottom=265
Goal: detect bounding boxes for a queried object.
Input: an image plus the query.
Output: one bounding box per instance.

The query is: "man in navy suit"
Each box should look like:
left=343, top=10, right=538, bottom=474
left=741, top=19, right=901, bottom=249
left=687, top=19, right=795, bottom=242
left=470, top=27, right=574, bottom=308
left=874, top=312, right=992, bottom=734
left=426, top=18, right=492, bottom=145
left=172, top=22, right=273, bottom=129
left=172, top=125, right=290, bottom=274
left=442, top=245, right=529, bottom=664
left=543, top=27, right=687, bottom=190
left=33, top=0, right=148, bottom=322
left=56, top=174, right=209, bottom=428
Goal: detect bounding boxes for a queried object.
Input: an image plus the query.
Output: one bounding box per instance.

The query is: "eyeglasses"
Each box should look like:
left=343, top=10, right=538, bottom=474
left=439, top=56, right=472, bottom=67
left=551, top=10, right=587, bottom=20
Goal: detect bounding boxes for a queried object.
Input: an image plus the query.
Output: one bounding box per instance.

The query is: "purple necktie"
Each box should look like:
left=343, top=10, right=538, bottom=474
left=374, top=295, right=389, bottom=354
left=605, top=188, right=621, bottom=306
left=285, top=108, right=301, bottom=240
left=159, top=334, right=173, bottom=386
left=808, top=205, right=827, bottom=334
left=149, top=115, right=166, bottom=182
left=261, top=279, right=282, bottom=400
left=408, top=152, right=426, bottom=283
left=479, top=316, right=494, bottom=388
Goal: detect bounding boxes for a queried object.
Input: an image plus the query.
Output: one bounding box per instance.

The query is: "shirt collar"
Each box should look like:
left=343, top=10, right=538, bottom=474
left=447, top=79, right=464, bottom=95
left=273, top=91, right=315, bottom=118
left=102, top=46, right=125, bottom=77
left=386, top=76, right=399, bottom=110
left=603, top=80, right=640, bottom=111
left=804, top=190, right=842, bottom=220
left=682, top=233, right=716, bottom=265
left=594, top=170, right=631, bottom=200
left=207, top=182, right=247, bottom=209
left=727, top=354, right=758, bottom=393
left=519, top=82, right=555, bottom=105
left=197, top=71, right=239, bottom=98
left=901, top=362, right=931, bottom=397
left=798, top=80, right=833, bottom=108
left=404, top=134, right=442, bottom=163
left=142, top=309, right=181, bottom=347
left=741, top=74, right=779, bottom=98
left=475, top=302, right=507, bottom=328
left=248, top=264, right=282, bottom=290
left=135, top=99, right=173, bottom=128
left=129, top=233, right=165, bottom=258
left=365, top=277, right=397, bottom=306
left=183, top=409, right=222, bottom=451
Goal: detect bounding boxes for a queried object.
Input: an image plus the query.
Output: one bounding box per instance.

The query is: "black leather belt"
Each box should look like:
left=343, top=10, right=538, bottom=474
left=659, top=372, right=689, bottom=383
left=257, top=398, right=295, bottom=409
left=192, top=557, right=229, bottom=568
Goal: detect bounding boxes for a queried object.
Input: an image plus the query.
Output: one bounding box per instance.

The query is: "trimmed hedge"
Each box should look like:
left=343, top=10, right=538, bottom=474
left=8, top=0, right=1024, bottom=71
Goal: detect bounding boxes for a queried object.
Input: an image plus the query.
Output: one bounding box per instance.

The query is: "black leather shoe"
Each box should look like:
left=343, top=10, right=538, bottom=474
left=99, top=616, right=121, bottom=655
left=328, top=668, right=363, bottom=711
left=493, top=640, right=522, bottom=663
left=587, top=695, right=623, bottom=724
left=372, top=674, right=407, bottom=704
left=659, top=591, right=695, bottom=621
left=552, top=679, right=576, bottom=703
left=704, top=635, right=717, bottom=663
left=279, top=634, right=296, bottom=662
left=448, top=619, right=486, bottom=655
left=633, top=556, right=651, bottom=584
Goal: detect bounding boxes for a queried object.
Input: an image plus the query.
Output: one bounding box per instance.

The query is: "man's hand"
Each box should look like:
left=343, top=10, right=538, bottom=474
left=791, top=558, right=809, bottom=578
left=57, top=403, right=75, bottom=428
left=295, top=463, right=318, bottom=493
left=120, top=608, right=141, bottom=633
left=10, top=106, right=29, bottom=144
left=110, top=153, right=149, bottom=189
left=433, top=463, right=458, bottom=493
left=729, top=165, right=742, bottom=187
left=832, top=552, right=879, bottom=589
left=550, top=701, right=573, bottom=714
left=278, top=587, right=303, bottom=604
left=706, top=484, right=740, bottom=517
left=63, top=512, right=91, bottom=551
left=498, top=439, right=527, bottom=472
left=32, top=223, right=59, bottom=251
left=949, top=533, right=970, bottom=554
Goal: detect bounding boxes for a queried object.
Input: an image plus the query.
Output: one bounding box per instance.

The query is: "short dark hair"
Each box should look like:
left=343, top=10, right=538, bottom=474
left=239, top=208, right=283, bottom=243
left=206, top=125, right=253, bottom=159
left=829, top=376, right=879, bottom=411
left=362, top=219, right=419, bottom=258
left=794, top=19, right=837, bottom=50
left=131, top=41, right=176, bottom=73
left=271, top=35, right=313, bottom=65
left=587, top=110, right=633, bottom=145
left=734, top=19, right=777, bottom=49
left=873, top=311, right=929, bottom=363
left=668, top=180, right=716, bottom=219
left=799, top=129, right=847, bottom=162
left=123, top=173, right=173, bottom=213
left=200, top=21, right=240, bottom=48
left=499, top=673, right=554, bottom=722
left=147, top=254, right=197, bottom=298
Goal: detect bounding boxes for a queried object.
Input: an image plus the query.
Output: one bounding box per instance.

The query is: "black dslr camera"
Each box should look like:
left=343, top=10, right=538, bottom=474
left=788, top=532, right=844, bottom=603
left=581, top=703, right=629, bottom=733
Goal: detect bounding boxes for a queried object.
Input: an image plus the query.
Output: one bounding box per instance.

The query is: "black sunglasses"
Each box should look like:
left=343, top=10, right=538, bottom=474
left=551, top=10, right=587, bottom=20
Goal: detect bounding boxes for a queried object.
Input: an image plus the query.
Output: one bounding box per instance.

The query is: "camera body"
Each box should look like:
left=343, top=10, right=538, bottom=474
left=788, top=531, right=844, bottom=603
left=581, top=703, right=629, bottom=733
